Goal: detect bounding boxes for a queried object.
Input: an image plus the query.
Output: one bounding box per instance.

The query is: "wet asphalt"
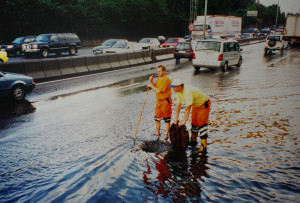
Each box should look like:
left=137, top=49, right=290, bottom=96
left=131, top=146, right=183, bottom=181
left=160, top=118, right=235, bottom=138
left=0, top=42, right=299, bottom=202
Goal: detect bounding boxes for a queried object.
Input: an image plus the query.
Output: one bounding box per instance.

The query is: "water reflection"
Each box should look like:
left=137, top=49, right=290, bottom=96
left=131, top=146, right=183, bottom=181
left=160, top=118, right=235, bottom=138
left=0, top=99, right=36, bottom=120
left=143, top=150, right=209, bottom=201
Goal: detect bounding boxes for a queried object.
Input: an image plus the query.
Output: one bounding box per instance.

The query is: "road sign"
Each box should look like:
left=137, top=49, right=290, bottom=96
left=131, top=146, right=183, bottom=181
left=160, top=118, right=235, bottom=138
left=189, top=23, right=195, bottom=31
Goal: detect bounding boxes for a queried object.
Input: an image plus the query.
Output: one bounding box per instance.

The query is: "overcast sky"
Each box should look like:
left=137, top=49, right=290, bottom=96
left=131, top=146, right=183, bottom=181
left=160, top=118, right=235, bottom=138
left=259, top=0, right=300, bottom=14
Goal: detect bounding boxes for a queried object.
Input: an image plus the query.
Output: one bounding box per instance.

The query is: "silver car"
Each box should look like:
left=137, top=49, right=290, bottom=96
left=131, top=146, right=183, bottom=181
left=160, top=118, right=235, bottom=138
left=192, top=39, right=242, bottom=72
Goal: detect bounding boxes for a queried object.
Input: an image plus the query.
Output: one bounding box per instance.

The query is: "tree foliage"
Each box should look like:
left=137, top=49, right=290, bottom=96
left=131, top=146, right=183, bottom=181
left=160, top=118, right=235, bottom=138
left=0, top=0, right=289, bottom=43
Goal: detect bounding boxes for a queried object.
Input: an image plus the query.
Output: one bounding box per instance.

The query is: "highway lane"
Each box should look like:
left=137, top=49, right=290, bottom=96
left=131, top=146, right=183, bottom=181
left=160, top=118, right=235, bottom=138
left=0, top=42, right=299, bottom=202
left=5, top=47, right=95, bottom=63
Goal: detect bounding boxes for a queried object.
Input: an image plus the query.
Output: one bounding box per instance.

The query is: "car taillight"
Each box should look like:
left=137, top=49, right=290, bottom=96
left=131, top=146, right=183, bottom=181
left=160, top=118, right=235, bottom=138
left=190, top=50, right=193, bottom=55
left=280, top=40, right=282, bottom=43
left=192, top=52, right=195, bottom=59
left=218, top=54, right=223, bottom=61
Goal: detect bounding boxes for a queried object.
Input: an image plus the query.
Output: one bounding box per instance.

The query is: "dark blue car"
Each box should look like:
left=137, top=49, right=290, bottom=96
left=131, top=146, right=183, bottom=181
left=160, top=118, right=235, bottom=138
left=0, top=71, right=35, bottom=101
left=1, top=36, right=36, bottom=57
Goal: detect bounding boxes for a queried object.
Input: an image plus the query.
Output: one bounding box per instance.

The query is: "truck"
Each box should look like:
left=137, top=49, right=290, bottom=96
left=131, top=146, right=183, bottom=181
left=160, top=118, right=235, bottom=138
left=284, top=14, right=300, bottom=45
left=191, top=15, right=242, bottom=42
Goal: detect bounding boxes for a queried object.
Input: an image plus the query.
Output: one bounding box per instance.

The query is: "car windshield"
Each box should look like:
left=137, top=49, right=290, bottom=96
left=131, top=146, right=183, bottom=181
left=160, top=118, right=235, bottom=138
left=102, top=40, right=117, bottom=46
left=242, top=34, right=250, bottom=36
left=166, top=38, right=178, bottom=43
left=113, top=43, right=127, bottom=48
left=268, top=36, right=280, bottom=41
left=35, top=35, right=51, bottom=42
left=195, top=41, right=221, bottom=51
left=12, top=37, right=25, bottom=44
left=176, top=43, right=191, bottom=50
left=139, top=39, right=151, bottom=43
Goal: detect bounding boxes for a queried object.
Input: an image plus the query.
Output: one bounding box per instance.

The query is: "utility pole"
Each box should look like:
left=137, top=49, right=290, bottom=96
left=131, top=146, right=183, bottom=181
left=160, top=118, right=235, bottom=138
left=275, top=0, right=279, bottom=28
left=203, top=0, right=208, bottom=39
left=189, top=0, right=198, bottom=34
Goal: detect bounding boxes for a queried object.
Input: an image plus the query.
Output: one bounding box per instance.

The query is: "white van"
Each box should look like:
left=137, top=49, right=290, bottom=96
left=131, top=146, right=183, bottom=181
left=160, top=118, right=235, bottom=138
left=192, top=39, right=242, bottom=72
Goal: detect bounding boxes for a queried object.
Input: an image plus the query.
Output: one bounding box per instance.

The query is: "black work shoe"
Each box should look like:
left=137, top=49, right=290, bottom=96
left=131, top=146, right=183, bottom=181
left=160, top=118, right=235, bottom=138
left=190, top=140, right=198, bottom=147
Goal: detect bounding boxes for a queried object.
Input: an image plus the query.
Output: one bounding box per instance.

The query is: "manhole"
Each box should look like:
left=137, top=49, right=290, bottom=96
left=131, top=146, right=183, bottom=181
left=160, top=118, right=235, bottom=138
left=140, top=139, right=171, bottom=153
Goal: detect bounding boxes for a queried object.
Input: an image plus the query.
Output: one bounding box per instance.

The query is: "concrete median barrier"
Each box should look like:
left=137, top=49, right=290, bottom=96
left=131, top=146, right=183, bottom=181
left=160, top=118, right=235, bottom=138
left=142, top=50, right=152, bottom=63
left=85, top=55, right=100, bottom=71
left=24, top=59, right=46, bottom=80
left=128, top=52, right=138, bottom=65
left=108, top=54, right=121, bottom=68
left=118, top=53, right=130, bottom=66
left=58, top=57, right=76, bottom=75
left=42, top=59, right=62, bottom=78
left=97, top=55, right=111, bottom=70
left=3, top=62, right=25, bottom=75
left=154, top=48, right=174, bottom=61
left=135, top=51, right=145, bottom=64
left=72, top=57, right=88, bottom=73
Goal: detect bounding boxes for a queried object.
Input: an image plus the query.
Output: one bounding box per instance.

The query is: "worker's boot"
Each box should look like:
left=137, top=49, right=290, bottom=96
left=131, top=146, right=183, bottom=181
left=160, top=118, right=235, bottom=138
left=199, top=138, right=207, bottom=153
left=190, top=133, right=198, bottom=147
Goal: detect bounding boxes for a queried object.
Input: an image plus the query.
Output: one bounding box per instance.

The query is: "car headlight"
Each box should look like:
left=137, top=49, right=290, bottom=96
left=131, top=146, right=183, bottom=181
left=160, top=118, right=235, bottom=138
left=32, top=45, right=38, bottom=49
left=7, top=45, right=13, bottom=49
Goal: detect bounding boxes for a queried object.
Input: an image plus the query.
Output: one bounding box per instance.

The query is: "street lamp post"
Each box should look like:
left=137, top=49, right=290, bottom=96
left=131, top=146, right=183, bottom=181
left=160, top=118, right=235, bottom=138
left=203, top=0, right=207, bottom=39
left=275, top=0, right=279, bottom=28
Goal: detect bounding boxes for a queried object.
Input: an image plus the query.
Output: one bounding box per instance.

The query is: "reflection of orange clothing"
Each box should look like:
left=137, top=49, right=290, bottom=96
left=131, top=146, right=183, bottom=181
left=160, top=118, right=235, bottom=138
left=155, top=75, right=172, bottom=118
left=191, top=100, right=211, bottom=127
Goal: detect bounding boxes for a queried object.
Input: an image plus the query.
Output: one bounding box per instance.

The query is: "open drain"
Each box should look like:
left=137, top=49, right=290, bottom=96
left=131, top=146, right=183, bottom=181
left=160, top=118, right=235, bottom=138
left=140, top=139, right=171, bottom=153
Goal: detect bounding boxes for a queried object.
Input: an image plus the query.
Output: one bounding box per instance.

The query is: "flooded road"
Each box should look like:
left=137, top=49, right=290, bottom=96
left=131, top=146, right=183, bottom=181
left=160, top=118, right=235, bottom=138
left=0, top=42, right=299, bottom=202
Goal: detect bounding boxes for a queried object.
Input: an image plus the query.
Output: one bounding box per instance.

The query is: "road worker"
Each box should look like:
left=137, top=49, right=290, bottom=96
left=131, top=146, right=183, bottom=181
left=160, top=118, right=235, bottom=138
left=170, top=79, right=211, bottom=152
left=147, top=65, right=172, bottom=141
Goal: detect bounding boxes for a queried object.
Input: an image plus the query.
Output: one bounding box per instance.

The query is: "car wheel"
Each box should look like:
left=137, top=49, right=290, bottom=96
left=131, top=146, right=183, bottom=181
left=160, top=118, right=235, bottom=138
left=11, top=85, right=26, bottom=101
left=41, top=48, right=48, bottom=58
left=15, top=50, right=22, bottom=57
left=69, top=47, right=76, bottom=55
left=221, top=62, right=228, bottom=72
left=175, top=57, right=180, bottom=62
left=280, top=47, right=283, bottom=55
left=194, top=66, right=200, bottom=71
left=237, top=57, right=242, bottom=67
left=264, top=48, right=268, bottom=56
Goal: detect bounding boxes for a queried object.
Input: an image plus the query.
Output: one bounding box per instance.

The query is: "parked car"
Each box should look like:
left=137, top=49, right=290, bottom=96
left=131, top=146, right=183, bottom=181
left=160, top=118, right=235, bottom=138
left=247, top=28, right=259, bottom=37
left=173, top=42, right=193, bottom=62
left=264, top=35, right=288, bottom=55
left=0, top=71, right=35, bottom=101
left=241, top=33, right=252, bottom=39
left=93, top=39, right=119, bottom=55
left=184, top=35, right=192, bottom=42
left=1, top=36, right=36, bottom=57
left=22, top=33, right=81, bottom=58
left=276, top=26, right=285, bottom=33
left=259, top=29, right=271, bottom=36
left=0, top=51, right=8, bottom=63
left=226, top=34, right=240, bottom=40
left=192, top=39, right=242, bottom=72
left=270, top=25, right=276, bottom=30
left=138, top=38, right=160, bottom=50
left=157, top=36, right=166, bottom=44
left=160, top=37, right=184, bottom=48
left=102, top=41, right=142, bottom=54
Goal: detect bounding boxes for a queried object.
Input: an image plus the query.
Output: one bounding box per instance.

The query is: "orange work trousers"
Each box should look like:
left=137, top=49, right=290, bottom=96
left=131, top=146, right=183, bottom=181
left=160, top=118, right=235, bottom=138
left=191, top=100, right=211, bottom=127
left=155, top=98, right=172, bottom=119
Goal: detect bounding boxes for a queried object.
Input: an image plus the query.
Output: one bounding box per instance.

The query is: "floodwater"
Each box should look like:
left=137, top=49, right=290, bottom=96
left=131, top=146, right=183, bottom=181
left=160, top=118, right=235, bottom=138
left=0, top=43, right=299, bottom=202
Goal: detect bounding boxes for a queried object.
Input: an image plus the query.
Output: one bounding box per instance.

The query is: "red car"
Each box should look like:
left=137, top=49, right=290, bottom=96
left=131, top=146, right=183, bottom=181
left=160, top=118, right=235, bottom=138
left=160, top=37, right=184, bottom=48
